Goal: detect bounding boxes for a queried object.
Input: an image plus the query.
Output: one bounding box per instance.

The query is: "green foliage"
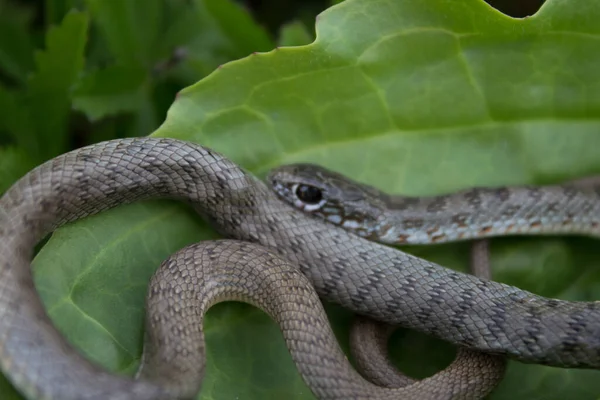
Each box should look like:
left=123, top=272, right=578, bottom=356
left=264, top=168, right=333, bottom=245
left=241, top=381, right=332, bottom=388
left=72, top=64, right=148, bottom=121
left=0, top=2, right=35, bottom=82
left=27, top=11, right=88, bottom=158
left=2, top=0, right=599, bottom=399
left=0, top=9, right=87, bottom=161
left=204, top=0, right=274, bottom=54
left=0, top=146, right=36, bottom=193
left=0, top=0, right=306, bottom=172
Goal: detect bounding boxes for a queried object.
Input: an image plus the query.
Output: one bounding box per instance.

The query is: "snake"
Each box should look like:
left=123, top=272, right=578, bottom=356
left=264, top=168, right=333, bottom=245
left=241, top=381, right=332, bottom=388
left=347, top=240, right=499, bottom=390
left=266, top=166, right=500, bottom=393
left=1, top=138, right=600, bottom=399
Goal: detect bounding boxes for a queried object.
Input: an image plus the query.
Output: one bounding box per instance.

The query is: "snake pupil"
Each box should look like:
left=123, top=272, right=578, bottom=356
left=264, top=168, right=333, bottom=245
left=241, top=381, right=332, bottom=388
left=295, top=185, right=323, bottom=204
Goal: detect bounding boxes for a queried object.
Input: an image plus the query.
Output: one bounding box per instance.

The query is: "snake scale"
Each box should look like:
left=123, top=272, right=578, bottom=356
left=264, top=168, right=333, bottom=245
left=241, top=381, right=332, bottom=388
left=1, top=137, right=599, bottom=399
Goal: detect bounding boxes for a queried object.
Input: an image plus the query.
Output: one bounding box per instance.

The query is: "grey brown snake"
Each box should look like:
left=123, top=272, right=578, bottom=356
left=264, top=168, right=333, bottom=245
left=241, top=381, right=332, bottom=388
left=1, top=137, right=599, bottom=399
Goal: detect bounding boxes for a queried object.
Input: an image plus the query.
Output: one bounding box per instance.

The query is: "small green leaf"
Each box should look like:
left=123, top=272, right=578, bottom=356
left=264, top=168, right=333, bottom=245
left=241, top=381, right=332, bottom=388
left=0, top=85, right=34, bottom=144
left=0, top=374, right=21, bottom=400
left=277, top=21, right=314, bottom=47
left=85, top=0, right=162, bottom=67
left=72, top=65, right=147, bottom=121
left=152, top=0, right=235, bottom=79
left=26, top=10, right=89, bottom=159
left=204, top=0, right=274, bottom=55
left=45, top=0, right=79, bottom=26
left=0, top=146, right=36, bottom=194
left=0, top=2, right=36, bottom=82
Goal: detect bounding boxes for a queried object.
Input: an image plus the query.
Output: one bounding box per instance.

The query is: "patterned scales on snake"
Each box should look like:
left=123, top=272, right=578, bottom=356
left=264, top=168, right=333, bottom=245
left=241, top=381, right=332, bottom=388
left=1, top=138, right=600, bottom=399
left=267, top=164, right=600, bottom=246
left=346, top=238, right=503, bottom=394
left=266, top=163, right=600, bottom=365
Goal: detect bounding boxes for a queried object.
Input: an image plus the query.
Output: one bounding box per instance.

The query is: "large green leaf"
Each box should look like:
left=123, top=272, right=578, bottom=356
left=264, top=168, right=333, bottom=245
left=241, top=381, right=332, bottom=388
left=4, top=0, right=600, bottom=399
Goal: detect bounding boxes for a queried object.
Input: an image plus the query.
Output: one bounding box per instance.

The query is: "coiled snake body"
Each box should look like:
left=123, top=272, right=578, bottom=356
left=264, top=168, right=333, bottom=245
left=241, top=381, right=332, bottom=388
left=1, top=138, right=599, bottom=399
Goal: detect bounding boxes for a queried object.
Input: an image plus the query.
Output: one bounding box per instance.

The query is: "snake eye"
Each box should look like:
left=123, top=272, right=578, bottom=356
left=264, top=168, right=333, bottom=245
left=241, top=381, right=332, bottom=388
left=295, top=184, right=323, bottom=205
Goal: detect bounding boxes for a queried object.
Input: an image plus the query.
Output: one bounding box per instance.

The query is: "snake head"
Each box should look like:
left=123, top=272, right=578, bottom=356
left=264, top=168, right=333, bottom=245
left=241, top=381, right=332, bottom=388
left=266, top=164, right=386, bottom=238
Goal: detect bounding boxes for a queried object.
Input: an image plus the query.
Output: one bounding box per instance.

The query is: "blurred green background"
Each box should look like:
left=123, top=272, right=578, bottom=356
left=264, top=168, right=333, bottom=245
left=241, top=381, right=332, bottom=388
left=0, top=0, right=544, bottom=193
